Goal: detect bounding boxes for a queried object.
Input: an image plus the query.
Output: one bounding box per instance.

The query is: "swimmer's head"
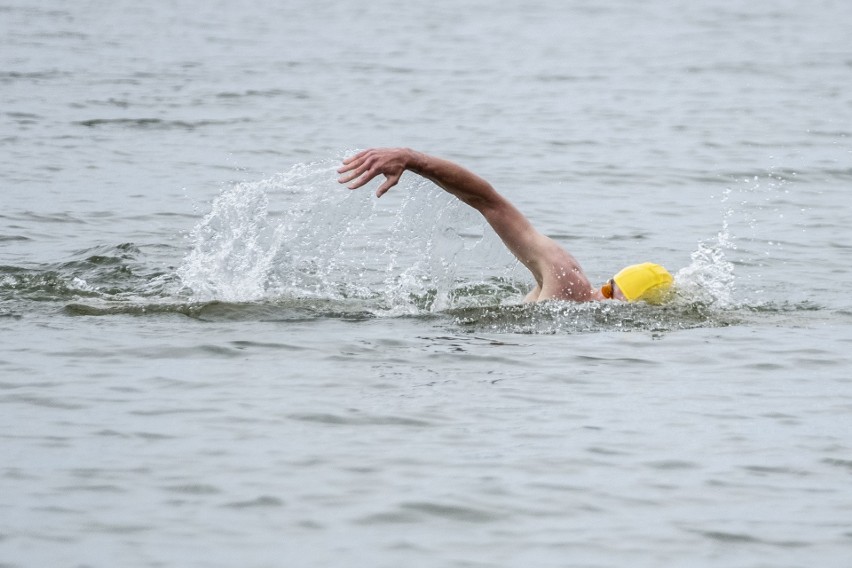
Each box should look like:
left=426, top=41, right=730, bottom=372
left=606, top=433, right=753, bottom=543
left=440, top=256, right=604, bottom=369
left=601, top=262, right=673, bottom=304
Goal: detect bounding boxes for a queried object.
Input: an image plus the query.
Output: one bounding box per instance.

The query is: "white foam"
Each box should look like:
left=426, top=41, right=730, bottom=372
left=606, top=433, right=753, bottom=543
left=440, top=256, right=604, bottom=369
left=176, top=160, right=508, bottom=312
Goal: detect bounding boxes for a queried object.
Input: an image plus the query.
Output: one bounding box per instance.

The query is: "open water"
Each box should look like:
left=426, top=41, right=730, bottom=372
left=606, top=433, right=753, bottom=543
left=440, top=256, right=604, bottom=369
left=2, top=1, right=852, bottom=566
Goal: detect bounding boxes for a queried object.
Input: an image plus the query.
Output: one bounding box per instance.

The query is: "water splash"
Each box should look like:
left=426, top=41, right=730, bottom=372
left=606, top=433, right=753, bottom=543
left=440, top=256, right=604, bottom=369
left=177, top=177, right=286, bottom=302
left=675, top=188, right=737, bottom=308
left=673, top=168, right=800, bottom=309
left=176, top=159, right=517, bottom=312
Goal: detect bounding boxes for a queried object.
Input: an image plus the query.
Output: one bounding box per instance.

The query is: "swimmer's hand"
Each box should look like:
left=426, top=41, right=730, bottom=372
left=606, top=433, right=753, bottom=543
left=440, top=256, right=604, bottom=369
left=337, top=148, right=414, bottom=197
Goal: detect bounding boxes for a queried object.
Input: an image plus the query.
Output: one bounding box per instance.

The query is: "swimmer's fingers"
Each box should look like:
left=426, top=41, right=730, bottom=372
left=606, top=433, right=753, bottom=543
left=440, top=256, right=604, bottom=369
left=343, top=167, right=401, bottom=197
left=337, top=149, right=379, bottom=178
left=337, top=154, right=374, bottom=186
left=376, top=173, right=402, bottom=198
left=338, top=162, right=378, bottom=189
left=337, top=148, right=404, bottom=195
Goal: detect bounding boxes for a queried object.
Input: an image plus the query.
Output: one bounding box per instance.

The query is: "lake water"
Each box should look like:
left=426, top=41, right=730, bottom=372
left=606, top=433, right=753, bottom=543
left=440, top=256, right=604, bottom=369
left=2, top=0, right=852, bottom=566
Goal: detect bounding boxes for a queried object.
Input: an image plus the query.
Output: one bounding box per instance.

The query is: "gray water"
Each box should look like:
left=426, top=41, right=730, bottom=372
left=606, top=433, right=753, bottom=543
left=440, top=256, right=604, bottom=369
left=2, top=0, right=852, bottom=566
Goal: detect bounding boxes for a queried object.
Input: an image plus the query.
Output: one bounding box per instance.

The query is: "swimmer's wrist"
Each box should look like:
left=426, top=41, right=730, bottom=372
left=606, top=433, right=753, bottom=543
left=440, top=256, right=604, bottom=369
left=405, top=148, right=426, bottom=174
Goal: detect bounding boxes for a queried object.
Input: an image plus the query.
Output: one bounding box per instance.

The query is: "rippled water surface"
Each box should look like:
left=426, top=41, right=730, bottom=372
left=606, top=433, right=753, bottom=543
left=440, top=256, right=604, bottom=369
left=2, top=1, right=852, bottom=566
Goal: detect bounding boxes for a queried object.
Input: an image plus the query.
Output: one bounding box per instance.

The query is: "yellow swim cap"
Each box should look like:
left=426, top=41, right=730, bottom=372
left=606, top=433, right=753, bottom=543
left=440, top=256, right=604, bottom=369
left=611, top=262, right=674, bottom=304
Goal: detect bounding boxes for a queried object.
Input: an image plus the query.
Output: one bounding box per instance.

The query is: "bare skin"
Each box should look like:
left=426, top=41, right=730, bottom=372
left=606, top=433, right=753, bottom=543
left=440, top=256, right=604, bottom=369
left=337, top=148, right=609, bottom=303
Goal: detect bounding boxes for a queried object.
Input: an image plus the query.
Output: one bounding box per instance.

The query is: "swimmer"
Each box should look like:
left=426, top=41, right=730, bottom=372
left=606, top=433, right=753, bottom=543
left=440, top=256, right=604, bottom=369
left=337, top=147, right=672, bottom=303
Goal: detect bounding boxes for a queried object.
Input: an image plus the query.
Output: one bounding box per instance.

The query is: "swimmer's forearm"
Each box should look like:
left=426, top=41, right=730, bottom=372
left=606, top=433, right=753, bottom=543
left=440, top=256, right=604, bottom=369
left=406, top=150, right=499, bottom=209
left=406, top=150, right=546, bottom=279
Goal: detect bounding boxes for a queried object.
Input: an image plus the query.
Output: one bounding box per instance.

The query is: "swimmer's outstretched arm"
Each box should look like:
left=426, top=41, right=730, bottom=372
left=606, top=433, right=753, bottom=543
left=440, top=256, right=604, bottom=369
left=337, top=148, right=599, bottom=302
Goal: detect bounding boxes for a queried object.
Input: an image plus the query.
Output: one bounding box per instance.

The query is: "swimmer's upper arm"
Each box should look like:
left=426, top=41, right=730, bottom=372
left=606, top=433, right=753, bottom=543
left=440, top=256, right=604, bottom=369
left=478, top=196, right=548, bottom=282
left=479, top=196, right=594, bottom=302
